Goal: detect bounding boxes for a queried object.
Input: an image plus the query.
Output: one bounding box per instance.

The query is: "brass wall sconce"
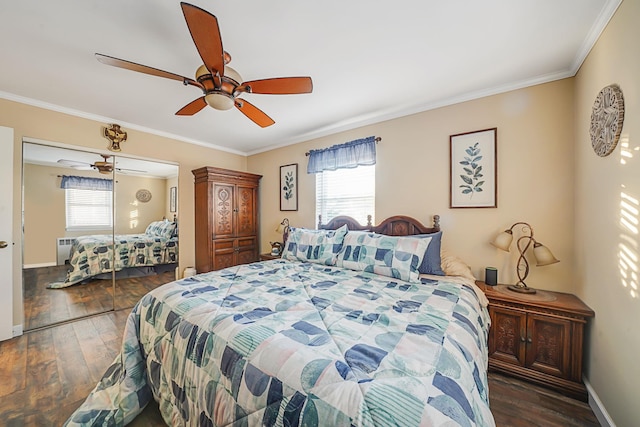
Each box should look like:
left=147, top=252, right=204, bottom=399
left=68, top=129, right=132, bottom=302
left=103, top=123, right=127, bottom=152
left=491, top=222, right=559, bottom=294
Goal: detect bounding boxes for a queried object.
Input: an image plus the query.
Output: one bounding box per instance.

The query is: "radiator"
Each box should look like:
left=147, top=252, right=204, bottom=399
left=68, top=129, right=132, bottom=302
left=56, top=237, right=75, bottom=265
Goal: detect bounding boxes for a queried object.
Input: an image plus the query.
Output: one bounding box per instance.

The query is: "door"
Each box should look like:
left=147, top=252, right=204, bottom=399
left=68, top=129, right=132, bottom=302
left=0, top=126, right=14, bottom=341
left=526, top=313, right=571, bottom=378
left=22, top=143, right=115, bottom=330
left=488, top=306, right=527, bottom=366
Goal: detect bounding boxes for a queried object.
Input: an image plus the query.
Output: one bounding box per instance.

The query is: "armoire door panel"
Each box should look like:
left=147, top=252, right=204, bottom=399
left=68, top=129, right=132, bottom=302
left=236, top=185, right=257, bottom=237
left=213, top=183, right=235, bottom=238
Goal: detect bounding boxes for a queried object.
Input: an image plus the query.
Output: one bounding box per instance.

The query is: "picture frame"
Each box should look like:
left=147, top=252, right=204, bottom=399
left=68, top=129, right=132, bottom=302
left=450, top=128, right=497, bottom=208
left=280, top=163, right=298, bottom=211
left=169, top=186, right=177, bottom=213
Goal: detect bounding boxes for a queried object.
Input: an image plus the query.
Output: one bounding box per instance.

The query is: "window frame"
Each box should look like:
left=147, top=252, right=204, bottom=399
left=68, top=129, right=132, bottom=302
left=64, top=187, right=113, bottom=231
left=315, top=164, right=375, bottom=226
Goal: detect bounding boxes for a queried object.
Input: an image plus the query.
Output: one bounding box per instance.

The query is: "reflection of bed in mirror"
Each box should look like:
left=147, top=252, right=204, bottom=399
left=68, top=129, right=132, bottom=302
left=47, top=219, right=179, bottom=289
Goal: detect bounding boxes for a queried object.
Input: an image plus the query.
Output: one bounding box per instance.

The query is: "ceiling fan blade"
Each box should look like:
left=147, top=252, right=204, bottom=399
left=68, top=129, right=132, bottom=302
left=181, top=2, right=225, bottom=76
left=58, top=159, right=89, bottom=167
left=239, top=77, right=313, bottom=95
left=235, top=99, right=275, bottom=128
left=95, top=53, right=203, bottom=89
left=176, top=97, right=207, bottom=116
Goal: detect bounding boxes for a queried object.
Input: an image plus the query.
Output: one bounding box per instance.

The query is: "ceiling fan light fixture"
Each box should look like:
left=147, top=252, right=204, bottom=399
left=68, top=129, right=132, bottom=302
left=204, top=92, right=235, bottom=110
left=195, top=64, right=210, bottom=80
left=223, top=66, right=242, bottom=85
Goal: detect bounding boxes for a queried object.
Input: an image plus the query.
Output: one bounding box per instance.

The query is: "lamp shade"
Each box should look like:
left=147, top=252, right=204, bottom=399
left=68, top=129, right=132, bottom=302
left=533, top=242, right=560, bottom=266
left=276, top=218, right=289, bottom=233
left=491, top=229, right=513, bottom=252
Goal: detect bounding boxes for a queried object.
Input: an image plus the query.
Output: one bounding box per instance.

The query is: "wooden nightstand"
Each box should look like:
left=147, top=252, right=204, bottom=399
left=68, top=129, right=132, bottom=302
left=478, top=282, right=594, bottom=401
left=260, top=253, right=280, bottom=261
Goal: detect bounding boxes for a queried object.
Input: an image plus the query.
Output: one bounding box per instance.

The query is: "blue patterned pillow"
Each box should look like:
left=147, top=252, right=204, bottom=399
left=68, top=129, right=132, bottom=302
left=282, top=225, right=348, bottom=265
left=336, top=232, right=431, bottom=283
left=145, top=220, right=176, bottom=239
left=335, top=231, right=371, bottom=271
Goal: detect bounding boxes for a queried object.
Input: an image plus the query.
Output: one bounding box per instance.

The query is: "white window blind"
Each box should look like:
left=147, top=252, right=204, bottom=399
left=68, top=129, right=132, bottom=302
left=65, top=188, right=113, bottom=230
left=315, top=165, right=375, bottom=226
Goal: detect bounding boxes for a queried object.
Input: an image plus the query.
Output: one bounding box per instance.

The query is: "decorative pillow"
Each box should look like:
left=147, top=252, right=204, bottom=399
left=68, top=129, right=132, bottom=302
left=145, top=220, right=176, bottom=239
left=282, top=225, right=348, bottom=265
left=337, top=232, right=430, bottom=283
left=440, top=250, right=476, bottom=280
left=414, top=231, right=445, bottom=276
left=335, top=231, right=372, bottom=271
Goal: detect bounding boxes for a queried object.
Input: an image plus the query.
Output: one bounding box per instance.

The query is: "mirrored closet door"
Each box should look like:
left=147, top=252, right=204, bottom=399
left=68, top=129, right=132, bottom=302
left=22, top=141, right=179, bottom=330
left=112, top=157, right=179, bottom=311
left=22, top=143, right=115, bottom=330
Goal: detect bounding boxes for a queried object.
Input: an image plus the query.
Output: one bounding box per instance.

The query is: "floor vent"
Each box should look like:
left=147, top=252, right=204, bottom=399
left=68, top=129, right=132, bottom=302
left=56, top=238, right=74, bottom=265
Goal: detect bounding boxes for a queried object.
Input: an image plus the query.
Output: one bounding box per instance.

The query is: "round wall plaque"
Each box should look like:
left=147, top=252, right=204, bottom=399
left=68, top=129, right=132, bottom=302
left=136, top=189, right=152, bottom=203
left=590, top=84, right=625, bottom=157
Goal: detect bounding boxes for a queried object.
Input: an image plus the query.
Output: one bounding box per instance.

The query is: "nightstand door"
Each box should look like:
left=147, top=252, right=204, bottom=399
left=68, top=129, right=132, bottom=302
left=525, top=314, right=571, bottom=378
left=489, top=306, right=527, bottom=366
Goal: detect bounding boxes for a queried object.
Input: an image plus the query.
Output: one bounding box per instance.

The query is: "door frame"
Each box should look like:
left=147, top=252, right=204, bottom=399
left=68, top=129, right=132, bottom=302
left=0, top=126, right=14, bottom=341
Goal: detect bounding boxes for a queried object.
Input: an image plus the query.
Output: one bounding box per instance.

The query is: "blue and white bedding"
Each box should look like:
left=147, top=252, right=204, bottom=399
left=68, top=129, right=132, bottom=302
left=49, top=229, right=178, bottom=289
left=65, top=259, right=494, bottom=426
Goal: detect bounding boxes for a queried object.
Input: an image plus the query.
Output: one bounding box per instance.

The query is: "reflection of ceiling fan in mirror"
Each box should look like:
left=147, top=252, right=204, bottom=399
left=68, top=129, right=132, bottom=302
left=95, top=2, right=312, bottom=127
left=57, top=155, right=145, bottom=175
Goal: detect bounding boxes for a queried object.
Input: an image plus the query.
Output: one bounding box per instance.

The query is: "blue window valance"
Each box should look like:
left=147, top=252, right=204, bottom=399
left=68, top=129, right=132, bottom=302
left=307, top=136, right=377, bottom=174
left=60, top=175, right=113, bottom=191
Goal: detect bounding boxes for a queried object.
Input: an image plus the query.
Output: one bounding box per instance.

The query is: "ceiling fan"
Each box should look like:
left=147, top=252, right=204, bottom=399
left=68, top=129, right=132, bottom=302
left=95, top=2, right=313, bottom=127
left=57, top=155, right=145, bottom=175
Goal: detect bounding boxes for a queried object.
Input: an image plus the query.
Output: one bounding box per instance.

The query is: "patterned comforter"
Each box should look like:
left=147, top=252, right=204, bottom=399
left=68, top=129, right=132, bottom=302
left=65, top=259, right=495, bottom=426
left=48, top=233, right=178, bottom=288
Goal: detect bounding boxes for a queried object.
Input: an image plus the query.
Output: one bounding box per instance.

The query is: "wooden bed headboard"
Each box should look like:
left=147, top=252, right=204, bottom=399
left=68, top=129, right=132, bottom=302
left=318, top=214, right=440, bottom=235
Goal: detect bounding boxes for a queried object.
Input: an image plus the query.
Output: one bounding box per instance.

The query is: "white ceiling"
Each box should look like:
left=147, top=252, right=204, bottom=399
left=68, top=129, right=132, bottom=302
left=1, top=0, right=620, bottom=155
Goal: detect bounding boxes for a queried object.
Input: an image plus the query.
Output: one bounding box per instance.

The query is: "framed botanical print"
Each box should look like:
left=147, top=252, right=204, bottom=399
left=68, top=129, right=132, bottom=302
left=450, top=128, right=497, bottom=208
left=280, top=163, right=298, bottom=211
left=170, top=186, right=177, bottom=213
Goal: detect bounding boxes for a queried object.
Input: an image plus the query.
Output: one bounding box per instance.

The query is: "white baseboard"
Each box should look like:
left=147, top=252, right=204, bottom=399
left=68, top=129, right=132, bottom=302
left=23, top=262, right=57, bottom=269
left=584, top=376, right=616, bottom=427
left=12, top=324, right=23, bottom=337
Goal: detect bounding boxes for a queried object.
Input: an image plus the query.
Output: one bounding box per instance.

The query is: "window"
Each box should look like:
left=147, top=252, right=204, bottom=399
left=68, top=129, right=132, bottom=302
left=315, top=165, right=375, bottom=225
left=65, top=188, right=113, bottom=230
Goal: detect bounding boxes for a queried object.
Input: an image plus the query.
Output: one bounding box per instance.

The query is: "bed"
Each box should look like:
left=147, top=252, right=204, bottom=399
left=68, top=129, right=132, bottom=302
left=65, top=215, right=495, bottom=426
left=48, top=219, right=178, bottom=289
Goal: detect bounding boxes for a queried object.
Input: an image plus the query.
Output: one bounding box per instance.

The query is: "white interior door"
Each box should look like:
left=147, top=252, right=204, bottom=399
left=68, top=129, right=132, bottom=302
left=0, top=126, right=14, bottom=341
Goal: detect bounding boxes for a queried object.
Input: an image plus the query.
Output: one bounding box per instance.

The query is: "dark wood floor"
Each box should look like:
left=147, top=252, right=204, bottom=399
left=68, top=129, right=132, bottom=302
left=0, top=308, right=600, bottom=426
left=23, top=265, right=174, bottom=330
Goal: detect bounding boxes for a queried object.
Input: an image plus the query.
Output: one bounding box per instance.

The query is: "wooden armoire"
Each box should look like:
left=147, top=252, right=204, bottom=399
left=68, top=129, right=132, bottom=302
left=192, top=166, right=262, bottom=273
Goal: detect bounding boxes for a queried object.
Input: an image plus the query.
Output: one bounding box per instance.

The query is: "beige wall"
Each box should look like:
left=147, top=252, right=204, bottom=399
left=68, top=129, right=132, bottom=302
left=2, top=97, right=247, bottom=325
left=574, top=0, right=639, bottom=425
left=249, top=78, right=575, bottom=293
left=114, top=173, right=169, bottom=235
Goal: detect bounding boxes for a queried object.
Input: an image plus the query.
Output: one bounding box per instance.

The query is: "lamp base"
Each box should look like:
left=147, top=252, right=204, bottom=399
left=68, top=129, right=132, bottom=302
left=507, top=284, right=537, bottom=294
